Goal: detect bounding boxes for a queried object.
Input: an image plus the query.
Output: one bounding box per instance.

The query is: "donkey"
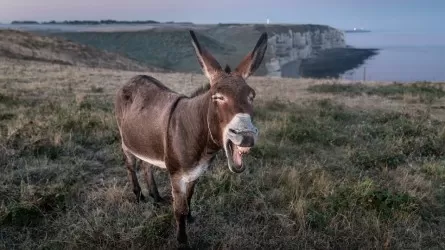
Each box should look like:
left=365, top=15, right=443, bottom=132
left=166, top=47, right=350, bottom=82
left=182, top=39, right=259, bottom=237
left=114, top=30, right=268, bottom=247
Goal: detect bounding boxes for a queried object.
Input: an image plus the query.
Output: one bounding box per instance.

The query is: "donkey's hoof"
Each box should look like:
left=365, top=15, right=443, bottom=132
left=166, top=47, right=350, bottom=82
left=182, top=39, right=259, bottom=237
left=164, top=193, right=174, bottom=202
left=153, top=196, right=170, bottom=207
left=177, top=242, right=190, bottom=250
left=135, top=194, right=147, bottom=203
left=187, top=214, right=195, bottom=224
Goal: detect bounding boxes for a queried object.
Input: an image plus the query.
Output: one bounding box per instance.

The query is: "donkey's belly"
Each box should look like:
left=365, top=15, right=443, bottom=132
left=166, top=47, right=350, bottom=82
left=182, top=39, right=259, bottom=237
left=120, top=102, right=169, bottom=169
left=121, top=124, right=166, bottom=169
left=131, top=149, right=167, bottom=169
left=121, top=140, right=166, bottom=168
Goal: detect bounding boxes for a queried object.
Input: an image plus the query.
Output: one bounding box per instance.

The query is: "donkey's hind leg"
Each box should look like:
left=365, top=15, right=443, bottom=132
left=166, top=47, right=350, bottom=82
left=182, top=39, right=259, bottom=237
left=141, top=162, right=164, bottom=203
left=122, top=149, right=145, bottom=202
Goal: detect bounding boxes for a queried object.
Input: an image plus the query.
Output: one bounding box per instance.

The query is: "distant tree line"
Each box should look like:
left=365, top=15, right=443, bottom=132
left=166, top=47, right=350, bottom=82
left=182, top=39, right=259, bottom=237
left=11, top=20, right=39, bottom=24
left=217, top=23, right=244, bottom=26
left=11, top=20, right=168, bottom=25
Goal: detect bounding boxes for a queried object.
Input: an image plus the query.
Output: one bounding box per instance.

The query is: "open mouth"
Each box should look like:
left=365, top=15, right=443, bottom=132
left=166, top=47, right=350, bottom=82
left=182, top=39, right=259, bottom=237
left=226, top=140, right=251, bottom=173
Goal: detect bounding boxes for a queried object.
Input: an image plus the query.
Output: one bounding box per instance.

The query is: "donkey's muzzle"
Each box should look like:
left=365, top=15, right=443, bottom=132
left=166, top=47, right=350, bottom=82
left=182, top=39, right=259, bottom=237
left=224, top=113, right=259, bottom=173
left=226, top=113, right=258, bottom=144
left=227, top=128, right=258, bottom=147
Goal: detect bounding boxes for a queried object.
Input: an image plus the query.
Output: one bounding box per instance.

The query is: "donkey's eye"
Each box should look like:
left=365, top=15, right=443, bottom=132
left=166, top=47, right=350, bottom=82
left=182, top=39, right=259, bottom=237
left=212, top=94, right=225, bottom=102
left=248, top=95, right=255, bottom=103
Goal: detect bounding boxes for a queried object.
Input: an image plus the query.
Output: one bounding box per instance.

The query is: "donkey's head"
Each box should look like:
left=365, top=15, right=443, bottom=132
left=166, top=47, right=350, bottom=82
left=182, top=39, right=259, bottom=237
left=190, top=30, right=268, bottom=173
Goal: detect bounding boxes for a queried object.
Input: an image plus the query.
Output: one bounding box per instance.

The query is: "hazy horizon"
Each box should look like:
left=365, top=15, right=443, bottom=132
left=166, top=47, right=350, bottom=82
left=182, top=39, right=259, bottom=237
left=1, top=0, right=444, bottom=32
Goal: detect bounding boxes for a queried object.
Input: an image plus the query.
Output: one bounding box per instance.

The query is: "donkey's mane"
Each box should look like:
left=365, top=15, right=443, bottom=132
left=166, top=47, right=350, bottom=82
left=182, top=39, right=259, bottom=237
left=189, top=64, right=232, bottom=98
left=189, top=83, right=211, bottom=97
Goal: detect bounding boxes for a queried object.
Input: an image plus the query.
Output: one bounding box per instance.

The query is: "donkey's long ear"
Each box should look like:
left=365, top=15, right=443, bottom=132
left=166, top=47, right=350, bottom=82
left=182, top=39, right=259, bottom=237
left=235, top=32, right=268, bottom=79
left=189, top=30, right=223, bottom=84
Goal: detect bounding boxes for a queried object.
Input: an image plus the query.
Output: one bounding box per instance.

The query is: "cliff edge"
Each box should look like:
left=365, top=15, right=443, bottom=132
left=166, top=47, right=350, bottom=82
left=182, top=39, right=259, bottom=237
left=254, top=24, right=346, bottom=77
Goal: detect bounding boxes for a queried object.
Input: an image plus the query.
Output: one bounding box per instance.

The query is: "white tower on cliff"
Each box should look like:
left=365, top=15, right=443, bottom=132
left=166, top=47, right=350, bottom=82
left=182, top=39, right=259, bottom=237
left=266, top=18, right=270, bottom=25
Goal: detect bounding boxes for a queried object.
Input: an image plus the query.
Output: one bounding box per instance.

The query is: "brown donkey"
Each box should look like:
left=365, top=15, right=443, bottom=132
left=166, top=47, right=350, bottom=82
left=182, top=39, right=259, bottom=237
left=114, top=30, right=268, bottom=247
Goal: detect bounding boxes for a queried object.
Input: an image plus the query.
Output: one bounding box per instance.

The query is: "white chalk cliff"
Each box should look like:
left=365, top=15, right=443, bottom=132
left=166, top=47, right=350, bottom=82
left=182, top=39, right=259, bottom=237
left=264, top=27, right=346, bottom=77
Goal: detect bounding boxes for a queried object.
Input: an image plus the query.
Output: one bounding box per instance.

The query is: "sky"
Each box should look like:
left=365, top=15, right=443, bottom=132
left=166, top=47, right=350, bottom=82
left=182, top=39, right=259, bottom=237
left=1, top=0, right=444, bottom=32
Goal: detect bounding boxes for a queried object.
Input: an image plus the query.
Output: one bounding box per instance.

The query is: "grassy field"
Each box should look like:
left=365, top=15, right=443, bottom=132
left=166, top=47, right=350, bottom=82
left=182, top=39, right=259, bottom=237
left=1, top=57, right=445, bottom=249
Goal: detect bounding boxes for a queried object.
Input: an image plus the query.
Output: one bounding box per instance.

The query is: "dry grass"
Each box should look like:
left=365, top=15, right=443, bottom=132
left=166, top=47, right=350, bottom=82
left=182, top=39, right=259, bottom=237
left=1, top=58, right=445, bottom=249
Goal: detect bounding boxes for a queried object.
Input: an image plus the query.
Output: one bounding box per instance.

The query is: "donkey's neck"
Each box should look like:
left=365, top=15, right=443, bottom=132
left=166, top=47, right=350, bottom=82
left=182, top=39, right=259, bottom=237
left=171, top=91, right=220, bottom=156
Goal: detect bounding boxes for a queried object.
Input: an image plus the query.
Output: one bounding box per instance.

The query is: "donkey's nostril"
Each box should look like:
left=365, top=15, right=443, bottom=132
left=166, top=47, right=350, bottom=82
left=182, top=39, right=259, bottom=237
left=240, top=135, right=255, bottom=147
left=229, top=129, right=238, bottom=134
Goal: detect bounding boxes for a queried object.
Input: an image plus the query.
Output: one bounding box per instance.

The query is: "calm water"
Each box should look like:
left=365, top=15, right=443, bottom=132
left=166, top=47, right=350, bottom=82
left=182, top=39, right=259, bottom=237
left=343, top=31, right=445, bottom=82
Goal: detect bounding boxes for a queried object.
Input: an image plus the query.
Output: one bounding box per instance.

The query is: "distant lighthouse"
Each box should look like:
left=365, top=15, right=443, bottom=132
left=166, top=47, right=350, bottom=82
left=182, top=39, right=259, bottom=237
left=266, top=18, right=270, bottom=24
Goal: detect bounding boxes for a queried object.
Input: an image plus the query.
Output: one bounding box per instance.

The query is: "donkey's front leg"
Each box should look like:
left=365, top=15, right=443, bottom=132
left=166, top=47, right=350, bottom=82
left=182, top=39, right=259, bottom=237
left=186, top=181, right=196, bottom=223
left=170, top=174, right=189, bottom=248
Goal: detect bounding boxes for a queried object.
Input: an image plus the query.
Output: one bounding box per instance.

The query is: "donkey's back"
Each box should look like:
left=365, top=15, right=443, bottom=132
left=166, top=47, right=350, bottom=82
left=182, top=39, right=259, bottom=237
left=115, top=75, right=183, bottom=166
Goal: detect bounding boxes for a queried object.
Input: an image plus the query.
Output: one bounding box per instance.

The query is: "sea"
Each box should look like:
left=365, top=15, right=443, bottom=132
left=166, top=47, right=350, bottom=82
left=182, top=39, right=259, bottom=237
left=342, top=30, right=445, bottom=82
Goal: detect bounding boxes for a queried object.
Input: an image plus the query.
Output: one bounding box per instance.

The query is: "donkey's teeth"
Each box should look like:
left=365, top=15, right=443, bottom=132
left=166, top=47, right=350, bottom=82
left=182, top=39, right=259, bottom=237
left=236, top=146, right=251, bottom=154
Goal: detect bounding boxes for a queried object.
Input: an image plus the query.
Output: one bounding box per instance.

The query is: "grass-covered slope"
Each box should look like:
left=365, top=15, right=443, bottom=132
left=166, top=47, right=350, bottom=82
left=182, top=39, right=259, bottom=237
left=0, top=29, right=161, bottom=72
left=1, top=58, right=445, bottom=249
left=52, top=29, right=236, bottom=73
left=48, top=24, right=376, bottom=78
left=46, top=25, right=300, bottom=76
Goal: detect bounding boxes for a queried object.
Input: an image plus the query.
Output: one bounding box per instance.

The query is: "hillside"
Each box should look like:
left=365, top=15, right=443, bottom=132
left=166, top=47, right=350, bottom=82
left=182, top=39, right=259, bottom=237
left=0, top=29, right=162, bottom=72
left=47, top=24, right=375, bottom=78
left=1, top=57, right=445, bottom=249
left=52, top=29, right=236, bottom=73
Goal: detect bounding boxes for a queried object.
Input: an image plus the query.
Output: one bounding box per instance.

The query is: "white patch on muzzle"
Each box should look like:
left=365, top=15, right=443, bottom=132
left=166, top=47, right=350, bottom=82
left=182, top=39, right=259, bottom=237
left=224, top=113, right=258, bottom=144
left=223, top=113, right=259, bottom=172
